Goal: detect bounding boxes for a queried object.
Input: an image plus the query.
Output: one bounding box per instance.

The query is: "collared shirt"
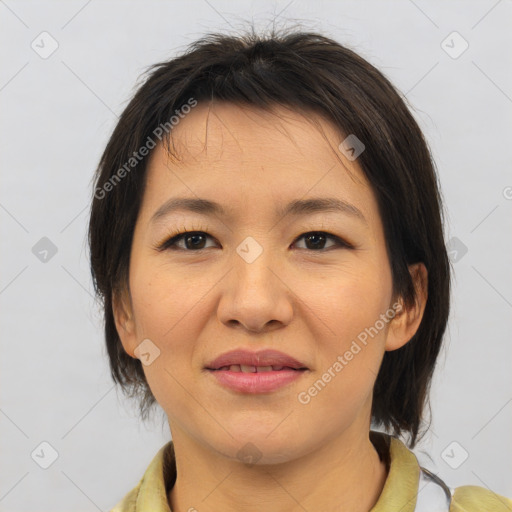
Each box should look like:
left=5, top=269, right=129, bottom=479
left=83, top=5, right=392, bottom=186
left=110, top=431, right=512, bottom=511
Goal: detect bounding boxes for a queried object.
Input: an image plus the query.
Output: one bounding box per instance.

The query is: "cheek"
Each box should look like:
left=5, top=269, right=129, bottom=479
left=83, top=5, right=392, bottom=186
left=130, top=259, right=206, bottom=339
left=128, top=265, right=209, bottom=403
left=300, top=267, right=391, bottom=396
left=305, top=264, right=391, bottom=344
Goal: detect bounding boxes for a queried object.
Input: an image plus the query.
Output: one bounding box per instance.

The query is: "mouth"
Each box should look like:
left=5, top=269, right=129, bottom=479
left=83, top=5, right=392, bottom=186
left=205, top=348, right=309, bottom=372
left=206, top=366, right=308, bottom=394
left=209, top=364, right=307, bottom=373
left=204, top=349, right=309, bottom=393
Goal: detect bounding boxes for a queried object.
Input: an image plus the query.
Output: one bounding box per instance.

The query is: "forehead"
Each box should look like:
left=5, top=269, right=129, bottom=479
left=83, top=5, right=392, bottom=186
left=158, top=102, right=357, bottom=174
left=141, top=102, right=380, bottom=229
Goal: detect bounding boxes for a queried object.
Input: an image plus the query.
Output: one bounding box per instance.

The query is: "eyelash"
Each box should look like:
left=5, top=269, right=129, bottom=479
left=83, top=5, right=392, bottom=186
left=153, top=225, right=354, bottom=253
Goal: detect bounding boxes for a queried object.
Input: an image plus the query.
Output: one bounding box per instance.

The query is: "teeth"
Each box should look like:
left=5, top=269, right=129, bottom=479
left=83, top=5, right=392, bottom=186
left=256, top=365, right=273, bottom=372
left=216, top=365, right=298, bottom=372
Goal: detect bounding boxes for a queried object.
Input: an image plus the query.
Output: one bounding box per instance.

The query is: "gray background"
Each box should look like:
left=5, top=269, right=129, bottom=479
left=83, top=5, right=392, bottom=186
left=1, top=0, right=511, bottom=510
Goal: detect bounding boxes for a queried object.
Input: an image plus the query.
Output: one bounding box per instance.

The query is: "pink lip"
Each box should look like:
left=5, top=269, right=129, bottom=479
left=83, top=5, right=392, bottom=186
left=208, top=367, right=306, bottom=394
left=206, top=349, right=308, bottom=370
left=205, top=348, right=309, bottom=394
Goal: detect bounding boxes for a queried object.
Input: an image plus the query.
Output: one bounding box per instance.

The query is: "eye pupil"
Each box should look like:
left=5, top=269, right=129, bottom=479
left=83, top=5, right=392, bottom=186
left=186, top=233, right=206, bottom=249
left=305, top=233, right=326, bottom=250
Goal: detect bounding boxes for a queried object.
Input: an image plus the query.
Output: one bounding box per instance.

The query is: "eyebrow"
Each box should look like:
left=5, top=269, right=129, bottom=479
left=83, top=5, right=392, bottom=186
left=150, top=197, right=367, bottom=225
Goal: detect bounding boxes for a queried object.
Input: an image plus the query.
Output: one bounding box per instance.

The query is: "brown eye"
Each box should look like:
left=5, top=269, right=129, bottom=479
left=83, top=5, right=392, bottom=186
left=160, top=231, right=217, bottom=251
left=294, top=231, right=351, bottom=251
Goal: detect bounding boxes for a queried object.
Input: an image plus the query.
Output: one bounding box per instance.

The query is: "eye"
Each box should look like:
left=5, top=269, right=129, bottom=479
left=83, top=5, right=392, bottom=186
left=155, top=230, right=352, bottom=252
left=156, top=231, right=218, bottom=251
left=293, top=231, right=352, bottom=251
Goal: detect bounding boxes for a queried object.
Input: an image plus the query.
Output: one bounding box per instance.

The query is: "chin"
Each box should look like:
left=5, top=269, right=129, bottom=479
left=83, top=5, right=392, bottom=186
left=206, top=429, right=309, bottom=466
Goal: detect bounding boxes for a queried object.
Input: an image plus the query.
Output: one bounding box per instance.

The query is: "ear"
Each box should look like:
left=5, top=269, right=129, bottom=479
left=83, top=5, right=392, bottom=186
left=112, top=288, right=138, bottom=359
left=385, top=262, right=428, bottom=351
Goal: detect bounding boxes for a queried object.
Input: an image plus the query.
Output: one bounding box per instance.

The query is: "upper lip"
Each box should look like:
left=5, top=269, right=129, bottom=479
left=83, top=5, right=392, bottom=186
left=206, top=349, right=308, bottom=370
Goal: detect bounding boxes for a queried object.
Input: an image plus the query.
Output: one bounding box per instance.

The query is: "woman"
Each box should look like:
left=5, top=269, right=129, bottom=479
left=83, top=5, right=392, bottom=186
left=88, top=29, right=512, bottom=511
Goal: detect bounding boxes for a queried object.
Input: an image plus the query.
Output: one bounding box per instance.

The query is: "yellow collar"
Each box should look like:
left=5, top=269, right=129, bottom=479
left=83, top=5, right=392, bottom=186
left=111, top=432, right=422, bottom=511
left=370, top=432, right=420, bottom=512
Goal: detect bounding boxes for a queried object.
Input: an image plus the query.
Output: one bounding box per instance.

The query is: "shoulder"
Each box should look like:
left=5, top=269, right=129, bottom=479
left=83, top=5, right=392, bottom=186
left=450, top=485, right=512, bottom=512
left=109, top=441, right=174, bottom=512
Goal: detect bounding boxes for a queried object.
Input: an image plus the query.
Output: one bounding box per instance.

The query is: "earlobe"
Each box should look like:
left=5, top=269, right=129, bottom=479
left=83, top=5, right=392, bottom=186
left=385, top=262, right=428, bottom=352
left=112, top=290, right=138, bottom=359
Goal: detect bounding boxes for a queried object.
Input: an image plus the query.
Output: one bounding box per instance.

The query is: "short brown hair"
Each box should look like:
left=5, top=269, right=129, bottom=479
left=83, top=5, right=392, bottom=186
left=88, top=29, right=451, bottom=447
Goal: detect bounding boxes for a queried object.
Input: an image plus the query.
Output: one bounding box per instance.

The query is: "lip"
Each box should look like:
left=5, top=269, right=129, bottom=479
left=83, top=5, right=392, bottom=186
left=206, top=349, right=308, bottom=371
left=208, top=367, right=307, bottom=393
left=205, top=349, right=309, bottom=394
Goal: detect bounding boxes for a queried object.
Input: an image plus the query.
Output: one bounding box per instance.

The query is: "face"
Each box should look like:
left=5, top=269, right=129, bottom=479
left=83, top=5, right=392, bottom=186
left=114, top=102, right=424, bottom=463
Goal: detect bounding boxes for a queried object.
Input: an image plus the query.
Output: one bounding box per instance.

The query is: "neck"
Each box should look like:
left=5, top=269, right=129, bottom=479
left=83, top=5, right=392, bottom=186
left=168, top=426, right=388, bottom=512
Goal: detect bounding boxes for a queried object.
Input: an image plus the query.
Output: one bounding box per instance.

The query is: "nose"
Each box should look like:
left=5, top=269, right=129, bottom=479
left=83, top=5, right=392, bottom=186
left=216, top=244, right=294, bottom=333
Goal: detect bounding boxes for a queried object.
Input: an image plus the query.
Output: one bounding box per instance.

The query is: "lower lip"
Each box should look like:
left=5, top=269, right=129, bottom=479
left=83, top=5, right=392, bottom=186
left=207, top=368, right=307, bottom=393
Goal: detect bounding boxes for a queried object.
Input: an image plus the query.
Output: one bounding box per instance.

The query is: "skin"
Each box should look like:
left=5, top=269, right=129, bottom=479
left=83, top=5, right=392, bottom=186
left=113, top=102, right=428, bottom=512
